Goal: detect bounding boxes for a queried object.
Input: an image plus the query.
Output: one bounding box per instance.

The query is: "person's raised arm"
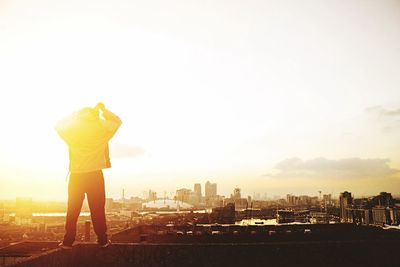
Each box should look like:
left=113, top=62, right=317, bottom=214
left=95, top=102, right=122, bottom=139
left=55, top=112, right=77, bottom=144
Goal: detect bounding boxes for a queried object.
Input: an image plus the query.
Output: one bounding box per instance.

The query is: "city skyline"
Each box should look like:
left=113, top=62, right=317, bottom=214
left=1, top=0, right=400, bottom=200
left=1, top=181, right=398, bottom=202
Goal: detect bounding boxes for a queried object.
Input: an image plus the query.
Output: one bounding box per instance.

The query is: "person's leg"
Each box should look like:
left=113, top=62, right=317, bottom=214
left=86, top=170, right=108, bottom=244
left=63, top=173, right=85, bottom=246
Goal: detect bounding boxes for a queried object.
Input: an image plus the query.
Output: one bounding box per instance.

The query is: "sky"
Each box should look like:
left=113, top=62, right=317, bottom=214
left=0, top=0, right=400, bottom=200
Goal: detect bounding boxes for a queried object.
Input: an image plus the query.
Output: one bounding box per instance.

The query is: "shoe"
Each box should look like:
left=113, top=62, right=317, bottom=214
left=58, top=242, right=73, bottom=250
left=98, top=240, right=111, bottom=248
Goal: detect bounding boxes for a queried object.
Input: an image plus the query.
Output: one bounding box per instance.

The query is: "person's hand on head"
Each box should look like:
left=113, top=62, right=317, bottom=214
left=95, top=102, right=105, bottom=111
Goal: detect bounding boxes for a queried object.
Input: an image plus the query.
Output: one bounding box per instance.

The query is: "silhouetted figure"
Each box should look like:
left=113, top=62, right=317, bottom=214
left=55, top=103, right=121, bottom=249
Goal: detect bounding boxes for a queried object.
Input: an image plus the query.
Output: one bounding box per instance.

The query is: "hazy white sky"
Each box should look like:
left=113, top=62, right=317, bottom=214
left=1, top=0, right=400, bottom=200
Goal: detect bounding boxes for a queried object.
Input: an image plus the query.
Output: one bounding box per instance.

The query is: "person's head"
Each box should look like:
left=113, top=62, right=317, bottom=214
left=77, top=107, right=98, bottom=121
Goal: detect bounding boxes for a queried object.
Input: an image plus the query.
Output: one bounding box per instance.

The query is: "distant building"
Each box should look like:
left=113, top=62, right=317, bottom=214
left=276, top=210, right=295, bottom=224
left=205, top=181, right=217, bottom=207
left=176, top=188, right=192, bottom=203
left=372, top=206, right=391, bottom=226
left=194, top=183, right=202, bottom=204
left=370, top=206, right=400, bottom=226
left=126, top=197, right=143, bottom=211
left=205, top=181, right=217, bottom=198
left=323, top=194, right=332, bottom=205
left=142, top=199, right=193, bottom=210
left=286, top=194, right=319, bottom=206
left=309, top=212, right=329, bottom=224
left=347, top=208, right=371, bottom=225
left=210, top=203, right=235, bottom=224
left=353, top=198, right=370, bottom=209
left=371, top=192, right=394, bottom=207
left=225, top=187, right=248, bottom=211
left=347, top=192, right=399, bottom=226
left=106, top=198, right=115, bottom=212
left=286, top=194, right=297, bottom=205
left=232, top=188, right=241, bottom=200
left=148, top=190, right=157, bottom=202
left=339, top=192, right=353, bottom=223
left=389, top=207, right=400, bottom=225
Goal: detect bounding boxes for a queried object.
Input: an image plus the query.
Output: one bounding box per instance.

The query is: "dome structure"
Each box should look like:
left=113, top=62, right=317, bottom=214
left=142, top=199, right=193, bottom=210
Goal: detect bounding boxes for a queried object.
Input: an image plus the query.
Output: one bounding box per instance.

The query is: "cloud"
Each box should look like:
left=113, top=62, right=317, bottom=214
left=110, top=144, right=145, bottom=159
left=366, top=106, right=400, bottom=117
left=365, top=105, right=400, bottom=132
left=268, top=157, right=399, bottom=178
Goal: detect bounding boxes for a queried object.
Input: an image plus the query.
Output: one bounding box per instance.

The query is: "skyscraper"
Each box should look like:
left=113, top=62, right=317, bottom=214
left=232, top=187, right=241, bottom=200
left=339, top=191, right=353, bottom=223
left=205, top=181, right=217, bottom=198
left=205, top=181, right=217, bottom=207
left=194, top=183, right=202, bottom=204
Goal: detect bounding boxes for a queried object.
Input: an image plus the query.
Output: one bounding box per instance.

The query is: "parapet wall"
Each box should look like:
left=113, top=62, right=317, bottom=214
left=12, top=240, right=400, bottom=267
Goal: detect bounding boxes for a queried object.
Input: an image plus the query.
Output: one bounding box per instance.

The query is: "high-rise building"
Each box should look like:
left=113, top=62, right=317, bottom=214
left=231, top=187, right=241, bottom=200
left=194, top=183, right=202, bottom=204
left=286, top=194, right=298, bottom=205
left=339, top=191, right=353, bottom=223
left=205, top=181, right=217, bottom=198
left=372, top=207, right=391, bottom=225
left=148, top=190, right=157, bottom=201
left=205, top=181, right=217, bottom=207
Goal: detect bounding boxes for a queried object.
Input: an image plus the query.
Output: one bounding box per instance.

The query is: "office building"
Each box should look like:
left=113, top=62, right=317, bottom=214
left=194, top=183, right=202, bottom=204
left=339, top=191, right=353, bottom=223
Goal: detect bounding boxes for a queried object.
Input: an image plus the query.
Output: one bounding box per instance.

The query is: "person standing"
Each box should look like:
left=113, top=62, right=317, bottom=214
left=55, top=102, right=122, bottom=248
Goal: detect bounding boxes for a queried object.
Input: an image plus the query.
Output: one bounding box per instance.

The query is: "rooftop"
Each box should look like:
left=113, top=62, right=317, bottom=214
left=1, top=237, right=400, bottom=267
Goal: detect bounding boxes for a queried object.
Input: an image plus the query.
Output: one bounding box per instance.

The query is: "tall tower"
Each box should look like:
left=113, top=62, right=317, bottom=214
left=339, top=191, right=353, bottom=223
left=205, top=181, right=217, bottom=207
left=194, top=183, right=202, bottom=204
left=205, top=181, right=211, bottom=198
left=232, top=187, right=241, bottom=200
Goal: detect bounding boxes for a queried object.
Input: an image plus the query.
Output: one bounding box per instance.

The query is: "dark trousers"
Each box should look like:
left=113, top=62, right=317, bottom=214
left=63, top=170, right=107, bottom=245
